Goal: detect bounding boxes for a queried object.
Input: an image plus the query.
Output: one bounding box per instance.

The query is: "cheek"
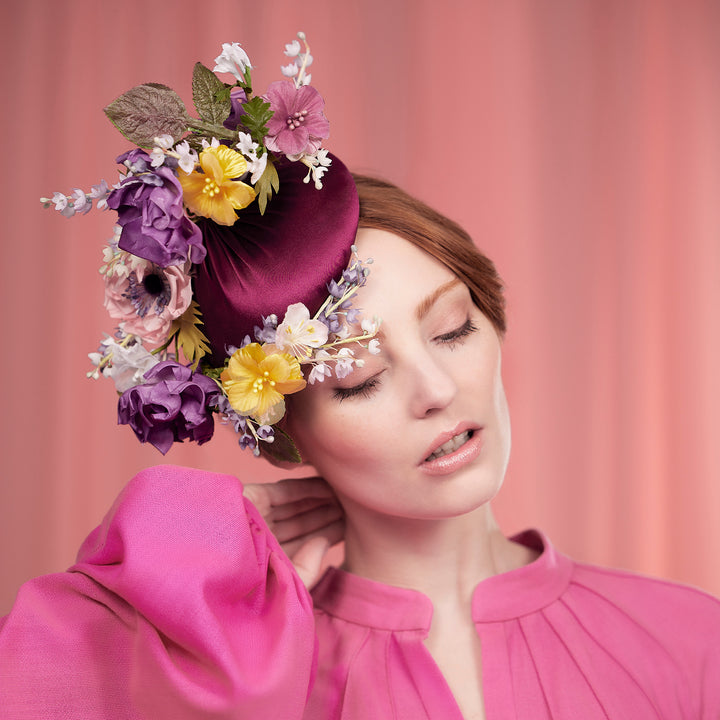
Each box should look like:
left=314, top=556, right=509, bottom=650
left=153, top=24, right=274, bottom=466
left=285, top=395, right=392, bottom=480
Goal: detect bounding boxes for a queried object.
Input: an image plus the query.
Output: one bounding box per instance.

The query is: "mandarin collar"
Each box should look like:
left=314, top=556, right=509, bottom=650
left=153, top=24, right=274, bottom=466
left=310, top=530, right=572, bottom=632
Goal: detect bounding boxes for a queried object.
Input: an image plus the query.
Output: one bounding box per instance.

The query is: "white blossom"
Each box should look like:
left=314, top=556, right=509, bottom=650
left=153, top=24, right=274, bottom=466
left=71, top=188, right=90, bottom=214
left=213, top=42, right=252, bottom=82
left=153, top=134, right=174, bottom=149
left=368, top=338, right=381, bottom=355
left=308, top=362, right=332, bottom=384
left=174, top=140, right=198, bottom=174
left=301, top=148, right=332, bottom=189
left=275, top=303, right=329, bottom=357
left=149, top=146, right=166, bottom=168
left=281, top=63, right=299, bottom=77
left=89, top=337, right=159, bottom=393
left=236, top=132, right=268, bottom=183
left=284, top=39, right=301, bottom=57
left=361, top=316, right=379, bottom=334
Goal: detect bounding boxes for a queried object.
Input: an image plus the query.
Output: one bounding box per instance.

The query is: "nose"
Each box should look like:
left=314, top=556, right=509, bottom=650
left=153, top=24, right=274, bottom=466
left=407, top=354, right=457, bottom=418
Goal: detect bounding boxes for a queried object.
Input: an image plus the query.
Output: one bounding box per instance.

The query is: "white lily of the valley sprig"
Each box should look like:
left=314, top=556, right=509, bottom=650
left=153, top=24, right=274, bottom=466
left=281, top=32, right=313, bottom=87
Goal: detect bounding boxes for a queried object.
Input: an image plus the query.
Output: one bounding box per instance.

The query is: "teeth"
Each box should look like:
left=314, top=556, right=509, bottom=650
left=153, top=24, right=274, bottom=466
left=425, top=431, right=471, bottom=461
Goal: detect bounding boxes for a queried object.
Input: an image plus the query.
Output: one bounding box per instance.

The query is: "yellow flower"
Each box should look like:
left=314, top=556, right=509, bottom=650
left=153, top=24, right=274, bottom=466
left=178, top=145, right=256, bottom=225
left=220, top=343, right=306, bottom=424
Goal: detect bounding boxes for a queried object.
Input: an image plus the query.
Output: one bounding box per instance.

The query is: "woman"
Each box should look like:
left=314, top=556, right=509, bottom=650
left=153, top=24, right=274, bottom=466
left=3, top=39, right=719, bottom=719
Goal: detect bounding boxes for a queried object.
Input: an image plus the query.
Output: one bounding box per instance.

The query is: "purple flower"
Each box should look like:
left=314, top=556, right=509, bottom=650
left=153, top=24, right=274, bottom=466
left=253, top=314, right=279, bottom=344
left=117, top=361, right=221, bottom=454
left=224, top=87, right=247, bottom=130
left=327, top=279, right=344, bottom=299
left=107, top=150, right=206, bottom=268
left=263, top=81, right=330, bottom=157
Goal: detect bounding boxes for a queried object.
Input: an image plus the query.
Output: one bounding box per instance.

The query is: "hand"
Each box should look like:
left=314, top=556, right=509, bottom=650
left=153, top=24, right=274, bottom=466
left=244, top=477, right=344, bottom=588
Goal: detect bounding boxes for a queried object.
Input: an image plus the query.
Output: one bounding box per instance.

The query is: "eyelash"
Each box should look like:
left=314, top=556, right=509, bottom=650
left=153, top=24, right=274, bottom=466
left=333, top=376, right=381, bottom=402
left=332, top=319, right=477, bottom=401
left=435, top=317, right=478, bottom=347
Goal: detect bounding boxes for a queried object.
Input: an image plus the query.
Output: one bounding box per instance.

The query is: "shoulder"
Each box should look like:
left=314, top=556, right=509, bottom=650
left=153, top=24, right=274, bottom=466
left=562, top=552, right=720, bottom=704
left=568, top=555, right=720, bottom=631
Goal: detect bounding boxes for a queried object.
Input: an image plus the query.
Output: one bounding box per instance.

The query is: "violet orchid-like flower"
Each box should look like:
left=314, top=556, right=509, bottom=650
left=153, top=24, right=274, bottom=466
left=263, top=81, right=330, bottom=157
left=107, top=149, right=205, bottom=268
left=224, top=87, right=248, bottom=130
left=117, top=361, right=222, bottom=454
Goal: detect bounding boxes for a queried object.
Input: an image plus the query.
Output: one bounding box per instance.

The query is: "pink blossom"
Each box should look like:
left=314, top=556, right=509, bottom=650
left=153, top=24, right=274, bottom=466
left=104, top=260, right=193, bottom=346
left=263, top=81, right=330, bottom=157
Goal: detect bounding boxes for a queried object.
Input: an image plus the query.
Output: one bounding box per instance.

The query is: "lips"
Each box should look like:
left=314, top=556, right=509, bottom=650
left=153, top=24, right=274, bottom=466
left=425, top=430, right=472, bottom=461
left=421, top=423, right=480, bottom=464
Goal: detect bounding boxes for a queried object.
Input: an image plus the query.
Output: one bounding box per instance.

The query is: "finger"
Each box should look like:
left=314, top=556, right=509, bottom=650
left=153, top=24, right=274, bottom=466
left=280, top=518, right=345, bottom=559
left=261, top=477, right=336, bottom=506
left=291, top=536, right=331, bottom=589
left=271, top=503, right=344, bottom=544
left=269, top=496, right=340, bottom=523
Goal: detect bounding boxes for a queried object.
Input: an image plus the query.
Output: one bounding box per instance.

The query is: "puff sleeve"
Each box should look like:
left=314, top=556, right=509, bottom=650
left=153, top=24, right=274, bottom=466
left=0, top=464, right=316, bottom=719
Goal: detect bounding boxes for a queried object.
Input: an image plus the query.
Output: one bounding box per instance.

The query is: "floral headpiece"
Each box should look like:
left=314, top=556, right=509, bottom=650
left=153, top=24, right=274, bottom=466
left=41, top=34, right=379, bottom=463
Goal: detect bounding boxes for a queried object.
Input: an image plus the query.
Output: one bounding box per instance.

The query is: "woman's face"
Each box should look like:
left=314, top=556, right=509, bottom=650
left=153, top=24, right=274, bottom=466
left=285, top=228, right=511, bottom=520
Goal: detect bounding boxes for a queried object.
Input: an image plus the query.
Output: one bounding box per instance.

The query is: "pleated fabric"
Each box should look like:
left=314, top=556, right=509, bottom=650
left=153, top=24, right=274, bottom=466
left=309, top=530, right=720, bottom=719
left=1, top=466, right=719, bottom=719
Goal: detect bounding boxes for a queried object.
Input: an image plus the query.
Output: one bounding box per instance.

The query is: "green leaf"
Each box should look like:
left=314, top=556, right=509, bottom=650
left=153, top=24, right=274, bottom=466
left=170, top=300, right=212, bottom=366
left=104, top=83, right=191, bottom=147
left=192, top=62, right=232, bottom=126
left=255, top=160, right=280, bottom=215
left=240, top=95, right=274, bottom=143
left=259, top=426, right=303, bottom=464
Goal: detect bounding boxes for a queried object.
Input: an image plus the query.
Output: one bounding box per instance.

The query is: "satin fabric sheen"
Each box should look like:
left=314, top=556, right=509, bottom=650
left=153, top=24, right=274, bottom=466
left=1, top=465, right=719, bottom=719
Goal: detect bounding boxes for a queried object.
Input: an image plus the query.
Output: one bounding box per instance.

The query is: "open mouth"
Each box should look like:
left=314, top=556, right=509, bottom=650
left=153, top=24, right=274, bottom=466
left=425, top=430, right=474, bottom=462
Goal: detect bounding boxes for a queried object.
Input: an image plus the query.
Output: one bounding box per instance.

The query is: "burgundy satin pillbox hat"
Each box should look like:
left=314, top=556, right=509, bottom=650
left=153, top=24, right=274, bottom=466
left=194, top=153, right=359, bottom=364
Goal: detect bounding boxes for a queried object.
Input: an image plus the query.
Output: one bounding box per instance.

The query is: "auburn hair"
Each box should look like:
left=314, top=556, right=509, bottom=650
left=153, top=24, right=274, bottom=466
left=352, top=175, right=506, bottom=335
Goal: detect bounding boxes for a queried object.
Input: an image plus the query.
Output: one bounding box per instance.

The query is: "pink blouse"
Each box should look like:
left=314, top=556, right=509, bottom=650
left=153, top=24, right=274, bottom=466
left=1, top=465, right=718, bottom=719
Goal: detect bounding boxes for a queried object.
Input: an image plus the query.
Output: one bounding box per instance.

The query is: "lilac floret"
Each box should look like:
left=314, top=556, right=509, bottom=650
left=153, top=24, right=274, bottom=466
left=327, top=279, right=344, bottom=299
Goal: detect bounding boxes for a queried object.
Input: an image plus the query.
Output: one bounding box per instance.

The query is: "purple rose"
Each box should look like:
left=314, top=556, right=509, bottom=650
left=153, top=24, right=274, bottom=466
left=117, top=361, right=221, bottom=454
left=107, top=150, right=206, bottom=268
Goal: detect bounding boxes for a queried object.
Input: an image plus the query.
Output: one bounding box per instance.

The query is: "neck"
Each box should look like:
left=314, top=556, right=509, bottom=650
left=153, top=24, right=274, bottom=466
left=340, top=500, right=517, bottom=608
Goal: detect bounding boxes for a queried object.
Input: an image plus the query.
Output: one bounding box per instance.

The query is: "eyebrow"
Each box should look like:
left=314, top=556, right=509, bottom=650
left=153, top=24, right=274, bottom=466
left=415, top=278, right=463, bottom=321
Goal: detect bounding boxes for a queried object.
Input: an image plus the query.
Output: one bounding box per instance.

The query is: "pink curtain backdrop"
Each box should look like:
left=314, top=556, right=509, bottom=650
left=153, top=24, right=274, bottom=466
left=1, top=0, right=718, bottom=613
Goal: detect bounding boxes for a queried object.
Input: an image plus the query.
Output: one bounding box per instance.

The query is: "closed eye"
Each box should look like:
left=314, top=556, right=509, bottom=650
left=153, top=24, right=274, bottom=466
left=435, top=317, right=478, bottom=348
left=333, top=376, right=381, bottom=402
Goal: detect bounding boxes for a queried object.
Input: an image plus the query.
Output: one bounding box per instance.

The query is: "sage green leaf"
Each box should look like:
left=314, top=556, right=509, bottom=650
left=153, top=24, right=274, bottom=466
left=255, top=160, right=280, bottom=215
left=259, top=426, right=303, bottom=464
left=240, top=95, right=274, bottom=143
left=104, top=83, right=191, bottom=147
left=192, top=62, right=232, bottom=126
